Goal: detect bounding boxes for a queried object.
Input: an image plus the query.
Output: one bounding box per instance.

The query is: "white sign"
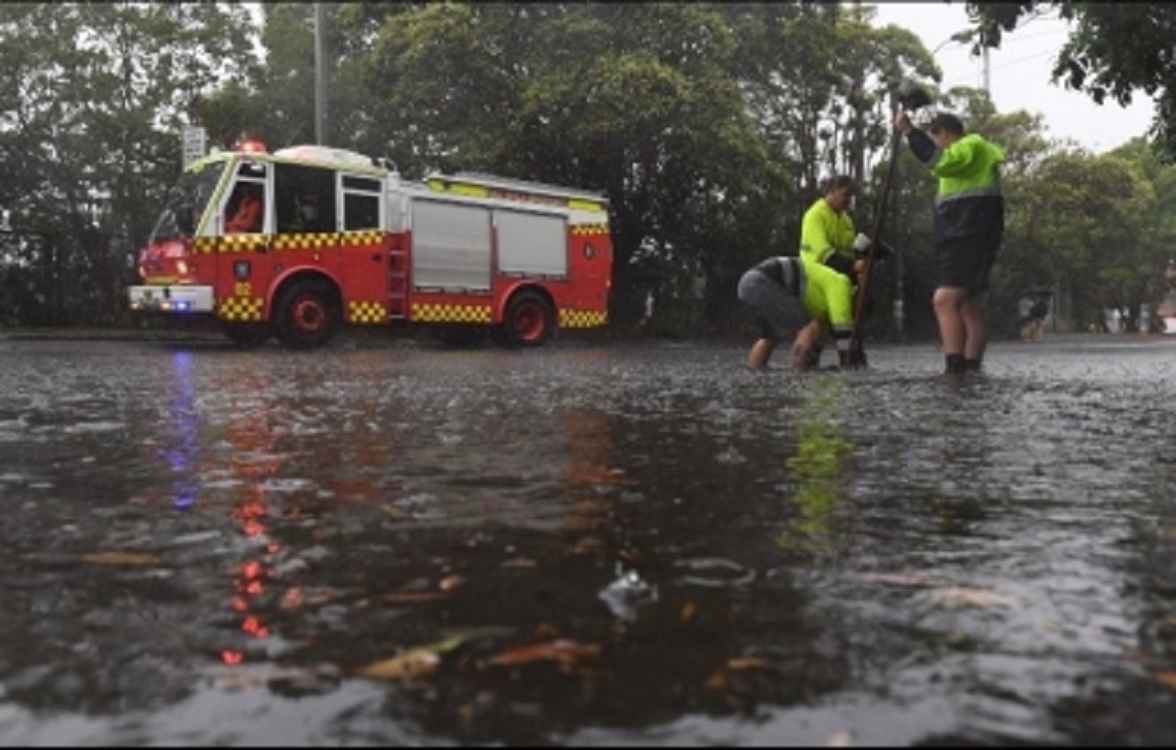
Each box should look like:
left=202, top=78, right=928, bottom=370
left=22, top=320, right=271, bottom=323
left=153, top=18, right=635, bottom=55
left=181, top=126, right=207, bottom=168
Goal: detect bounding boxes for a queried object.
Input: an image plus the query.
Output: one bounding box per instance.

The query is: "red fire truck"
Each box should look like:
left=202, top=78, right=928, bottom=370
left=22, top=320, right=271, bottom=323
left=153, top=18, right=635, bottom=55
left=128, top=141, right=613, bottom=348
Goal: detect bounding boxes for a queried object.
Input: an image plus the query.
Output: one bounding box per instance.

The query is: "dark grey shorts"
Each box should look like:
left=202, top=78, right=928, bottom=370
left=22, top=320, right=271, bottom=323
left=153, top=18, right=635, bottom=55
left=737, top=269, right=810, bottom=339
left=936, top=232, right=1001, bottom=293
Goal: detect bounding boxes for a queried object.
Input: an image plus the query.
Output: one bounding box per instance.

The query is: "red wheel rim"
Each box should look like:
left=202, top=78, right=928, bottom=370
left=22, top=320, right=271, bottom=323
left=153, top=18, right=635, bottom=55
left=514, top=302, right=545, bottom=342
left=291, top=297, right=326, bottom=334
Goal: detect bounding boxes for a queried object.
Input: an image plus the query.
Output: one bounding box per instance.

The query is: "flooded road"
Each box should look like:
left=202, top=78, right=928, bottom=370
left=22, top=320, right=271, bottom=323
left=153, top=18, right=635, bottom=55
left=1, top=333, right=1175, bottom=745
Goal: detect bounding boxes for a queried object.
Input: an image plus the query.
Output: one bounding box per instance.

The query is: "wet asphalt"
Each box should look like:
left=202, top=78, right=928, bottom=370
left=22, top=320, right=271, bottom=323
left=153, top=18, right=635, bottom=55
left=0, top=331, right=1174, bottom=745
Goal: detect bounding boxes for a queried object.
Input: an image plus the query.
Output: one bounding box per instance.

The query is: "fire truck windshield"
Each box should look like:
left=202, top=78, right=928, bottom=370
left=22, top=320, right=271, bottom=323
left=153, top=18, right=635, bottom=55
left=149, top=164, right=226, bottom=244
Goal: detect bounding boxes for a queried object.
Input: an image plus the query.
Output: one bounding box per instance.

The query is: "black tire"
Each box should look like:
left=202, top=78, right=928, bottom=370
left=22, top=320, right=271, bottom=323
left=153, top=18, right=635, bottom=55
left=500, top=291, right=555, bottom=347
left=274, top=279, right=339, bottom=349
left=221, top=321, right=272, bottom=347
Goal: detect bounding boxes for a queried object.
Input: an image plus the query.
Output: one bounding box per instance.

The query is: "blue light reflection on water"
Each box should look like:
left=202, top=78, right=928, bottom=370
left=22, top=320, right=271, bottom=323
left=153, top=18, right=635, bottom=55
left=163, top=350, right=199, bottom=510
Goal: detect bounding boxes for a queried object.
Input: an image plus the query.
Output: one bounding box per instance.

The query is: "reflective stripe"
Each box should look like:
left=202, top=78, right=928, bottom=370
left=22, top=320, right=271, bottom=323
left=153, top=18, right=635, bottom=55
left=936, top=184, right=1003, bottom=206
left=780, top=257, right=803, bottom=298
left=832, top=323, right=852, bottom=351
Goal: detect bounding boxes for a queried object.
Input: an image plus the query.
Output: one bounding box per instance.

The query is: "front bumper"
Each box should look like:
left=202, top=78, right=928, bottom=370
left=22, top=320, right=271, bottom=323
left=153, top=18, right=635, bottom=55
left=128, top=285, right=214, bottom=313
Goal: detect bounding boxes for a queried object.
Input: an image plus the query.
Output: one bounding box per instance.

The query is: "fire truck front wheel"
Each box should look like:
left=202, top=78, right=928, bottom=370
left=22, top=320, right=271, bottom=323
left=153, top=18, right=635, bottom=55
left=500, top=291, right=555, bottom=347
left=274, top=279, right=340, bottom=349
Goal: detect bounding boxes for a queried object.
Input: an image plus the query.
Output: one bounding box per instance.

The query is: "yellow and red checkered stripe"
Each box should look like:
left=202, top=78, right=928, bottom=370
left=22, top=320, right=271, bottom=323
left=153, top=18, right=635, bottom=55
left=411, top=302, right=492, bottom=323
left=559, top=309, right=608, bottom=328
left=217, top=296, right=264, bottom=321
left=193, top=231, right=384, bottom=254
left=348, top=300, right=387, bottom=324
left=570, top=223, right=609, bottom=237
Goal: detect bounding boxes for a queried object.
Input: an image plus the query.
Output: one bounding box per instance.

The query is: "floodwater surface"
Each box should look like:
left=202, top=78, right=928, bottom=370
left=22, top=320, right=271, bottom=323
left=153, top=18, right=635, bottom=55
left=0, top=334, right=1174, bottom=745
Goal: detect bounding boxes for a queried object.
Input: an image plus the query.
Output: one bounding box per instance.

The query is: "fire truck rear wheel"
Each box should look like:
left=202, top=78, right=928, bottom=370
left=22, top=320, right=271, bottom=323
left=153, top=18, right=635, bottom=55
left=501, top=291, right=555, bottom=347
left=221, top=321, right=272, bottom=347
left=274, top=279, right=340, bottom=349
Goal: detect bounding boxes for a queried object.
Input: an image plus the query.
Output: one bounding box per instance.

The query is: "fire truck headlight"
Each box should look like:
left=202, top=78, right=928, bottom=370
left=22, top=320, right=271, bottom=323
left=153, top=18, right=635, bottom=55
left=233, top=260, right=251, bottom=280
left=176, top=260, right=189, bottom=275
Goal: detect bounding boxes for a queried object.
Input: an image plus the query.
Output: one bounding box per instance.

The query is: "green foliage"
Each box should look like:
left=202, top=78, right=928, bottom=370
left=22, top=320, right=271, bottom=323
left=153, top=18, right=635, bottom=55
left=969, top=2, right=1175, bottom=161
left=4, top=0, right=1175, bottom=338
left=0, top=2, right=258, bottom=324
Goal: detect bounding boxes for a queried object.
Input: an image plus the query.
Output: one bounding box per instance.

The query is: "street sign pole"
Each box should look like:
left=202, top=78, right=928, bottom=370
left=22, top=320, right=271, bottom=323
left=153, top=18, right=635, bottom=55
left=181, top=126, right=207, bottom=169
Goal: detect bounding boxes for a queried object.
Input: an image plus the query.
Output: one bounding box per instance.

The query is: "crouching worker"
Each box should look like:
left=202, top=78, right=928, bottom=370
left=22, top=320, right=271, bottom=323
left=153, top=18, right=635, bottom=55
left=737, top=255, right=860, bottom=371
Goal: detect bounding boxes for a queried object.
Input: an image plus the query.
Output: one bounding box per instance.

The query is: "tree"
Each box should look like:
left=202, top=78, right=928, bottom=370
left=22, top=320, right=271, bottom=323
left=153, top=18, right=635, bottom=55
left=967, top=2, right=1174, bottom=160
left=0, top=2, right=258, bottom=324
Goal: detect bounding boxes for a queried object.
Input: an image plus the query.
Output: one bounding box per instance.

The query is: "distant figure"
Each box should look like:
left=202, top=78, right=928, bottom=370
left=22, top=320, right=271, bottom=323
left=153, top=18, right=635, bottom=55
left=1018, top=297, right=1034, bottom=342
left=633, top=289, right=655, bottom=334
left=226, top=184, right=263, bottom=234
left=1028, top=298, right=1048, bottom=341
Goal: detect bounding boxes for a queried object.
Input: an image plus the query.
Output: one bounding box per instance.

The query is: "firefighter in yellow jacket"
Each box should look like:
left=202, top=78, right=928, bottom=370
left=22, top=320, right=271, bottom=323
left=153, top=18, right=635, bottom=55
left=798, top=175, right=875, bottom=369
left=800, top=175, right=861, bottom=276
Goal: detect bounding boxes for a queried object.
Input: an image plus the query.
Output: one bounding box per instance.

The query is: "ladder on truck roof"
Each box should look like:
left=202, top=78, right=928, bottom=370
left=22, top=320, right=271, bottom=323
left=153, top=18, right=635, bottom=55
left=424, top=171, right=608, bottom=210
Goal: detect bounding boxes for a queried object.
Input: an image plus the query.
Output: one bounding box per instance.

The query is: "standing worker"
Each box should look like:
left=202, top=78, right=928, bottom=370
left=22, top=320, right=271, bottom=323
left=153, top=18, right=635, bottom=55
left=894, top=110, right=1005, bottom=375
left=737, top=255, right=858, bottom=371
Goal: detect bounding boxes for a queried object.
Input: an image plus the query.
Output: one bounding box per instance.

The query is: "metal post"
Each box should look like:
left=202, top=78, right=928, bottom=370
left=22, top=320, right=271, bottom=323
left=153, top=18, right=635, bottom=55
left=314, top=2, right=326, bottom=145
left=982, top=46, right=991, bottom=96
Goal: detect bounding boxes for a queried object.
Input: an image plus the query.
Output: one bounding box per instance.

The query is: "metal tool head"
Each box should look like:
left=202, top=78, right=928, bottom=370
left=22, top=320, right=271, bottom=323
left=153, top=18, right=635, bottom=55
left=896, top=79, right=932, bottom=112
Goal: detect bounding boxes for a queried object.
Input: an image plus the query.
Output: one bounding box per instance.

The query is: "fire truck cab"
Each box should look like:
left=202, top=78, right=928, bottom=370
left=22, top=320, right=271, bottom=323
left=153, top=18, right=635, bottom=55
left=128, top=142, right=613, bottom=348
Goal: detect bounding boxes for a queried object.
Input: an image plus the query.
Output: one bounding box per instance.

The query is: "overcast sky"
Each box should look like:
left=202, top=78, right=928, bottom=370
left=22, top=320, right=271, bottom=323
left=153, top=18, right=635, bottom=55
left=871, top=2, right=1155, bottom=153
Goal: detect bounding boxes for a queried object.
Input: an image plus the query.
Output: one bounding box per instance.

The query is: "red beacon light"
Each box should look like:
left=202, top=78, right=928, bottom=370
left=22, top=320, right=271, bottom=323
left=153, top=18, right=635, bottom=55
left=234, top=134, right=267, bottom=153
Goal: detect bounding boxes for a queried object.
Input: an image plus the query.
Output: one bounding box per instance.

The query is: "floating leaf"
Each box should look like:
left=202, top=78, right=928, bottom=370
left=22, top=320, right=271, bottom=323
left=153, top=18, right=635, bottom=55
left=727, top=656, right=767, bottom=670
left=280, top=586, right=341, bottom=611
left=81, top=551, right=158, bottom=566
left=704, top=668, right=729, bottom=691
left=923, top=586, right=1019, bottom=609
left=858, top=571, right=941, bottom=588
left=359, top=635, right=465, bottom=681
left=487, top=639, right=601, bottom=667
left=439, top=574, right=465, bottom=591
left=1154, top=671, right=1176, bottom=690
left=383, top=591, right=449, bottom=605
left=681, top=601, right=697, bottom=622
left=360, top=649, right=439, bottom=681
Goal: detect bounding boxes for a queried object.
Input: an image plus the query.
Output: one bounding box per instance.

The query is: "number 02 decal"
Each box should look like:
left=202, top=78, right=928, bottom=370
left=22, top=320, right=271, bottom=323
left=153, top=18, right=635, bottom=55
left=235, top=282, right=252, bottom=296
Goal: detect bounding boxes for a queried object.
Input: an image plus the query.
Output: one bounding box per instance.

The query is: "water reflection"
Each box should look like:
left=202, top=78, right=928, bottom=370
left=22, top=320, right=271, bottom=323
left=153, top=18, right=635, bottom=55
left=777, top=375, right=852, bottom=553
left=162, top=352, right=200, bottom=511
left=222, top=397, right=283, bottom=667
